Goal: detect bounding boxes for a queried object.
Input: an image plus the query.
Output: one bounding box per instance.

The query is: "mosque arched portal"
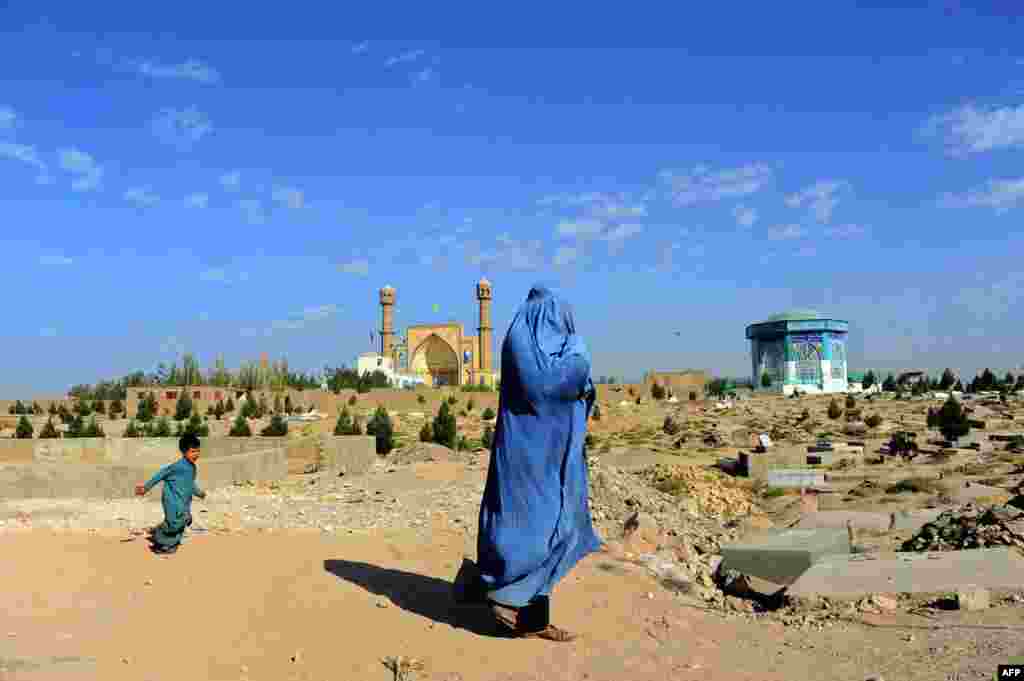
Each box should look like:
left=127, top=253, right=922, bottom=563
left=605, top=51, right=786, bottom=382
left=410, top=334, right=459, bottom=386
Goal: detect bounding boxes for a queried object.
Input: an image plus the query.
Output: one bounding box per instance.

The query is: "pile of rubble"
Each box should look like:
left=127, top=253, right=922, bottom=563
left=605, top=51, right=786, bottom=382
left=900, top=502, right=1024, bottom=552
left=634, top=463, right=758, bottom=518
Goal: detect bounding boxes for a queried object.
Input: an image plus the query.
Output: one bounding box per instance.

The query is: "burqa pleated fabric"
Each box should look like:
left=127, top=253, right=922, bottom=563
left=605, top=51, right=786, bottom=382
left=476, top=286, right=602, bottom=608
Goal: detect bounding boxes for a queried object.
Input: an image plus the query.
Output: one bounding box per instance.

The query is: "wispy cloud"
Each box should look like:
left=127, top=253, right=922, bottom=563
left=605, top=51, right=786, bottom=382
left=39, top=254, right=73, bottom=266
left=58, top=148, right=102, bottom=192
left=242, top=304, right=339, bottom=338
left=466, top=234, right=545, bottom=271
left=923, top=102, right=1024, bottom=156
left=553, top=246, right=579, bottom=267
left=124, top=187, right=160, bottom=208
left=767, top=224, right=804, bottom=240
left=338, top=259, right=370, bottom=276
left=601, top=223, right=643, bottom=243
left=539, top=192, right=647, bottom=219
left=0, top=142, right=51, bottom=184
left=184, top=192, right=209, bottom=209
left=238, top=199, right=265, bottom=224
left=940, top=176, right=1024, bottom=213
left=557, top=219, right=604, bottom=238
left=732, top=204, right=759, bottom=228
left=151, top=107, right=213, bottom=150
left=824, top=223, right=868, bottom=239
left=352, top=42, right=369, bottom=54
left=385, top=50, right=425, bottom=67
left=135, top=58, right=221, bottom=84
left=785, top=180, right=847, bottom=223
left=0, top=106, right=15, bottom=130
left=271, top=185, right=304, bottom=209
left=220, top=171, right=241, bottom=192
left=659, top=163, right=773, bottom=206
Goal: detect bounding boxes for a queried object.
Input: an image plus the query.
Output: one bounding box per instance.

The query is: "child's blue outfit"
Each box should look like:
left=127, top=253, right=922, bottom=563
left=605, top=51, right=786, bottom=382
left=142, top=457, right=206, bottom=551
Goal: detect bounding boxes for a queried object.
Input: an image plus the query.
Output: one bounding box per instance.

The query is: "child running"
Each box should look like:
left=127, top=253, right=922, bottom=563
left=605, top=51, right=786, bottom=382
left=135, top=432, right=206, bottom=555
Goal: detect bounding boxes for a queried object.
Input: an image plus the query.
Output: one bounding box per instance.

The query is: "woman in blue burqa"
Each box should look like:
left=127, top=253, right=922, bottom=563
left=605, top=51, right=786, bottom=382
left=457, top=285, right=601, bottom=641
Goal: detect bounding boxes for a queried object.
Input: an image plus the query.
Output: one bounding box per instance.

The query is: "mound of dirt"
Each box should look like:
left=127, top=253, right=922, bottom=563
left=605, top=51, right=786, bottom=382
left=900, top=502, right=1024, bottom=552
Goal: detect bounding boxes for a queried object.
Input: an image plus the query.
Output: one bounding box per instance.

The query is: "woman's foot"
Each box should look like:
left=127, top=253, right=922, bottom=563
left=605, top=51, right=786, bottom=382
left=488, top=602, right=519, bottom=632
left=518, top=625, right=577, bottom=642
left=150, top=544, right=178, bottom=555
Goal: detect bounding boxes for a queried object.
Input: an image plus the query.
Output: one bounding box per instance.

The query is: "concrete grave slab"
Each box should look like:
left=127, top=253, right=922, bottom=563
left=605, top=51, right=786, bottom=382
left=787, top=548, right=1024, bottom=599
left=795, top=511, right=892, bottom=532
left=720, top=528, right=850, bottom=586
left=766, top=469, right=826, bottom=488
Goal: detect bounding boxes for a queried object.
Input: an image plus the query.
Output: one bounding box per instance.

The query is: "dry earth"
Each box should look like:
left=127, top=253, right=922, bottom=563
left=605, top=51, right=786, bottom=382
left=3, top=389, right=1024, bottom=680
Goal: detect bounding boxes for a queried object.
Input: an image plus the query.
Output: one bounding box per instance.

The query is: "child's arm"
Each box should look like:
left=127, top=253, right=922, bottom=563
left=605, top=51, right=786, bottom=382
left=136, top=464, right=173, bottom=496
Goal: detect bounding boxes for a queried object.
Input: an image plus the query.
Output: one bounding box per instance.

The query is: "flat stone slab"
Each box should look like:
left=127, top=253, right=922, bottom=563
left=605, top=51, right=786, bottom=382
left=950, top=483, right=1010, bottom=503
left=720, top=528, right=850, bottom=586
left=788, top=548, right=1024, bottom=599
left=766, top=469, right=826, bottom=488
left=796, top=511, right=891, bottom=532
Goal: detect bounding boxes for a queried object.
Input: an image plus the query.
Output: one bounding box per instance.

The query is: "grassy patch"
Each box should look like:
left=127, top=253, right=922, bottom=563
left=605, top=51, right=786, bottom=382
left=653, top=478, right=687, bottom=496
left=885, top=477, right=944, bottom=495
left=761, top=487, right=787, bottom=498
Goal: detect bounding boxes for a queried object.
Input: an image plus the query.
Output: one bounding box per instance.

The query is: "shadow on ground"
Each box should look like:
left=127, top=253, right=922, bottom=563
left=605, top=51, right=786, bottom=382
left=323, top=559, right=508, bottom=638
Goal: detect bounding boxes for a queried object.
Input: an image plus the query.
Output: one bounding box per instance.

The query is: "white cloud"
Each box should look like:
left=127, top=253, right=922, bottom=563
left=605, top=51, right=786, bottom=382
left=0, top=142, right=51, bottom=183
left=124, top=187, right=160, bottom=208
left=767, top=224, right=804, bottom=240
left=238, top=198, right=265, bottom=224
left=39, top=255, right=73, bottom=266
left=557, top=219, right=604, bottom=238
left=553, top=246, right=579, bottom=266
left=58, top=148, right=103, bottom=191
left=338, top=259, right=370, bottom=276
left=659, top=163, right=773, bottom=205
left=271, top=185, right=304, bottom=209
left=352, top=42, right=369, bottom=54
left=184, top=192, right=209, bottom=209
left=136, top=58, right=221, bottom=84
left=601, top=223, right=643, bottom=242
left=824, top=223, right=868, bottom=239
left=0, top=106, right=15, bottom=130
left=467, top=234, right=545, bottom=271
left=385, top=50, right=425, bottom=67
left=539, top=192, right=647, bottom=220
left=220, top=171, right=241, bottom=192
left=732, top=204, right=759, bottom=228
left=940, top=177, right=1024, bottom=213
left=785, top=180, right=847, bottom=223
left=151, top=107, right=213, bottom=149
left=924, top=103, right=1024, bottom=156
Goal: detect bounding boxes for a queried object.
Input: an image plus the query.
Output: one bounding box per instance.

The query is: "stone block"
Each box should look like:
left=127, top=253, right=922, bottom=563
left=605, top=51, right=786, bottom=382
left=787, top=548, right=1024, bottom=599
left=719, top=528, right=850, bottom=586
left=766, top=469, right=825, bottom=488
left=955, top=586, right=990, bottom=611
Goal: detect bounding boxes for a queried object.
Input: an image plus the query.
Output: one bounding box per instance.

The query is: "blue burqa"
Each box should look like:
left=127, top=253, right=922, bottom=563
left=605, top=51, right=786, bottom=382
left=476, top=286, right=602, bottom=608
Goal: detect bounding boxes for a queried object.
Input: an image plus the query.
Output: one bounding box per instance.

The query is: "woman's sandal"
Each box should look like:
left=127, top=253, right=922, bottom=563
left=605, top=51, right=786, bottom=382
left=518, top=625, right=577, bottom=642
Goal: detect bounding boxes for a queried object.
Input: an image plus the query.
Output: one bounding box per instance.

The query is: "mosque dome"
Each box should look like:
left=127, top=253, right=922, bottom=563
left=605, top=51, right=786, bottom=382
left=765, top=308, right=822, bottom=323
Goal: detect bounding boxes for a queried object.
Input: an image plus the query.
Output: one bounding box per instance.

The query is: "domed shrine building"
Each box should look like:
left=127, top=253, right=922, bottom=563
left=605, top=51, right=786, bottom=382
left=745, top=309, right=849, bottom=395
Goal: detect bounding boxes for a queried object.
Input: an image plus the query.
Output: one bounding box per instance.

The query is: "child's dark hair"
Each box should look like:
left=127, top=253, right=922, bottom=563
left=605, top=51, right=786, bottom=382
left=179, top=432, right=201, bottom=454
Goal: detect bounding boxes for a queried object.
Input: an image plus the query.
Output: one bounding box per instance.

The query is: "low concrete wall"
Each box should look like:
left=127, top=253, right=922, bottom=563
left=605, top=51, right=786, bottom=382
left=318, top=436, right=377, bottom=476
left=0, top=447, right=287, bottom=500
left=0, top=436, right=323, bottom=465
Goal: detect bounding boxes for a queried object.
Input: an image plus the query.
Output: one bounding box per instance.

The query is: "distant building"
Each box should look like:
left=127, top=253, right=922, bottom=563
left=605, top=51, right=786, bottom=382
left=745, top=309, right=850, bottom=395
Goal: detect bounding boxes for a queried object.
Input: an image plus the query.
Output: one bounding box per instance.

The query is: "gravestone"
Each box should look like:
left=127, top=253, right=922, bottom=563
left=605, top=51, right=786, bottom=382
left=719, top=528, right=850, bottom=585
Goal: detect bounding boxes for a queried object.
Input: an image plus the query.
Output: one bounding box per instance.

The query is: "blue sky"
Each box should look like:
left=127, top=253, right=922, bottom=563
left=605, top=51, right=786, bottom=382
left=2, top=3, right=1024, bottom=395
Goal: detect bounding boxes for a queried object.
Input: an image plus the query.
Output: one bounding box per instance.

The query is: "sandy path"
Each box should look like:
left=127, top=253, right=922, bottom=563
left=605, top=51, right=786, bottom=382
left=1, top=529, right=1021, bottom=681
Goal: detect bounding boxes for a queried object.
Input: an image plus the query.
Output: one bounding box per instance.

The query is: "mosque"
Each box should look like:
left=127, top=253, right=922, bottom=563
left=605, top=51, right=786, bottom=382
left=745, top=309, right=850, bottom=395
left=355, top=279, right=497, bottom=388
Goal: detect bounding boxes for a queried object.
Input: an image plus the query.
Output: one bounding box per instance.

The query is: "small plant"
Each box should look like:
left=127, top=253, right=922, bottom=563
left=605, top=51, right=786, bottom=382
left=213, top=400, right=225, bottom=420
left=82, top=416, right=104, bottom=438
left=39, top=417, right=60, bottom=439
left=334, top=406, right=354, bottom=436
left=174, top=392, right=193, bottom=421
left=123, top=419, right=141, bottom=438
left=183, top=413, right=209, bottom=437
left=635, top=395, right=642, bottom=405
left=761, top=371, right=772, bottom=388
left=937, top=396, right=970, bottom=443
left=432, top=401, right=458, bottom=449
left=481, top=407, right=496, bottom=420
left=229, top=413, right=252, bottom=437
left=261, top=414, right=289, bottom=437
left=419, top=421, right=433, bottom=443
left=466, top=398, right=475, bottom=412
left=481, top=424, right=493, bottom=449
left=348, top=395, right=357, bottom=406
left=448, top=395, right=458, bottom=406
left=762, top=487, right=787, bottom=498
left=663, top=414, right=681, bottom=435
left=365, top=406, right=395, bottom=455
left=798, top=408, right=811, bottom=422
left=225, top=396, right=235, bottom=412
left=845, top=394, right=856, bottom=409
left=457, top=434, right=470, bottom=451
left=417, top=394, right=426, bottom=405
left=827, top=399, right=843, bottom=420
left=15, top=415, right=33, bottom=439
left=865, top=413, right=882, bottom=429
left=591, top=403, right=601, bottom=421
left=651, top=383, right=666, bottom=400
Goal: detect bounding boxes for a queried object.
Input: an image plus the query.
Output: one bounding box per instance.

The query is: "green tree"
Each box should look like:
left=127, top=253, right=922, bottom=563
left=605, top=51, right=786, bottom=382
left=365, top=406, right=395, bottom=455
left=1005, top=372, right=1016, bottom=388
left=882, top=374, right=897, bottom=392
left=225, top=396, right=235, bottom=413
left=333, top=406, right=354, bottom=436
left=229, top=413, right=252, bottom=437
left=938, top=368, right=956, bottom=390
left=261, top=414, right=288, bottom=437
left=57, top=403, right=73, bottom=425
left=82, top=416, right=104, bottom=438
left=213, top=400, right=225, bottom=420
left=137, top=392, right=157, bottom=422
left=926, top=407, right=939, bottom=429
left=448, top=395, right=458, bottom=406
left=31, top=401, right=42, bottom=415
left=651, top=383, right=666, bottom=400
left=182, top=413, right=210, bottom=437
left=466, top=398, right=475, bottom=412
left=15, top=415, right=33, bottom=439
left=954, top=378, right=965, bottom=392
left=39, top=417, right=60, bottom=438
left=432, top=402, right=457, bottom=449
left=481, top=424, right=494, bottom=449
left=862, top=371, right=876, bottom=389
left=761, top=372, right=772, bottom=388
left=937, top=396, right=970, bottom=443
left=591, top=403, right=601, bottom=421
left=149, top=416, right=172, bottom=438
left=481, top=407, right=496, bottom=420
left=109, top=399, right=123, bottom=416
left=419, top=421, right=433, bottom=442
left=47, top=402, right=57, bottom=416
left=284, top=394, right=293, bottom=415
left=66, top=414, right=85, bottom=438
left=979, top=368, right=997, bottom=391
left=827, top=399, right=843, bottom=420
left=348, top=395, right=357, bottom=406
left=123, top=420, right=141, bottom=438
left=175, top=392, right=193, bottom=421
left=273, top=394, right=282, bottom=415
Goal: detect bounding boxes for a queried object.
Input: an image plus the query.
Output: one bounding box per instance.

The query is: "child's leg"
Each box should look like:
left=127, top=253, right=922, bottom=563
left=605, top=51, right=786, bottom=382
left=151, top=514, right=188, bottom=551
